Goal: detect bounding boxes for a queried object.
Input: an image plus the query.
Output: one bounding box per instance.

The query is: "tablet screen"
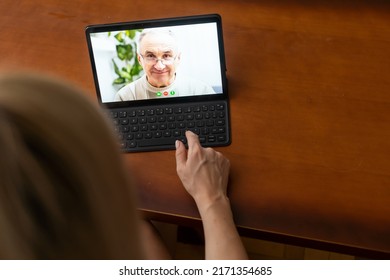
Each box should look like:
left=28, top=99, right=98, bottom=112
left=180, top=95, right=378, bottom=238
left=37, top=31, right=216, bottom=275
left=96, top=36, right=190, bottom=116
left=86, top=17, right=226, bottom=104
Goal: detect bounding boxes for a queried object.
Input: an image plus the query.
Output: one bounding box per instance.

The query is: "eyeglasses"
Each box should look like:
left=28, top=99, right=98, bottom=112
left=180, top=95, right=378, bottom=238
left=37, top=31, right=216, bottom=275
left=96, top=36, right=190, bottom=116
left=140, top=53, right=177, bottom=65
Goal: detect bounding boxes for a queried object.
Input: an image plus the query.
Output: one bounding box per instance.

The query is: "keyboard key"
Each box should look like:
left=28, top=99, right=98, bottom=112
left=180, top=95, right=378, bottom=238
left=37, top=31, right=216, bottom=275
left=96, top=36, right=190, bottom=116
left=126, top=133, right=134, bottom=140
left=216, top=104, right=225, bottom=110
left=138, top=138, right=175, bottom=147
left=135, top=133, right=143, bottom=139
left=216, top=119, right=225, bottom=126
left=174, top=107, right=182, bottom=114
left=120, top=119, right=129, bottom=125
left=148, top=116, right=157, bottom=123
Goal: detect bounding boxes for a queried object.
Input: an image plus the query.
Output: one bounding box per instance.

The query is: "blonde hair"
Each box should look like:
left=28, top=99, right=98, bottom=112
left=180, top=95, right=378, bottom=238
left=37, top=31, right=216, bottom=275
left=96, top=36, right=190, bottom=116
left=0, top=73, right=143, bottom=259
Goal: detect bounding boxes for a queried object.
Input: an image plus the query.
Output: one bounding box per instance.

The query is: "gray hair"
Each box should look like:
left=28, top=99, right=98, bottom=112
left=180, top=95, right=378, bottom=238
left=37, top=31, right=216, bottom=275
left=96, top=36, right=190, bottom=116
left=137, top=29, right=179, bottom=54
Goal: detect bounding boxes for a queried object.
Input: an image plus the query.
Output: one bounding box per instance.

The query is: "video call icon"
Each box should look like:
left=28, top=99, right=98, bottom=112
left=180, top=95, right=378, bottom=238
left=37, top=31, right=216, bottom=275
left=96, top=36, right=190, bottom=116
left=156, top=90, right=176, bottom=97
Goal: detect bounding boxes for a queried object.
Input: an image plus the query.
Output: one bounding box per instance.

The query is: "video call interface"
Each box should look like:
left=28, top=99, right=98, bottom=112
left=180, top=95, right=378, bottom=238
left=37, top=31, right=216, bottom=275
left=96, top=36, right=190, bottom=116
left=89, top=22, right=224, bottom=103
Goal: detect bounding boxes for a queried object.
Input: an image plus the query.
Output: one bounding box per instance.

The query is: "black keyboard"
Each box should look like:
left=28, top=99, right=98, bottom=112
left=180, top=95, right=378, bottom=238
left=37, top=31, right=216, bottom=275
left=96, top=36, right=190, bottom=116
left=109, top=101, right=230, bottom=152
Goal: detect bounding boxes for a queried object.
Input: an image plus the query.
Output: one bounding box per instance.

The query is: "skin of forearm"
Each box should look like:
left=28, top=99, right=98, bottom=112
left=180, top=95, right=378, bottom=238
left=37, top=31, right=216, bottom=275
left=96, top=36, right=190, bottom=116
left=196, top=196, right=248, bottom=260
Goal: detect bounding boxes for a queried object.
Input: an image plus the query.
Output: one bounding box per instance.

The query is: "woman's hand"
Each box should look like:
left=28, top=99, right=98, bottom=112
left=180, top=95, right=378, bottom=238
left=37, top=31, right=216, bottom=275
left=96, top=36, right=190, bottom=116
left=175, top=130, right=230, bottom=212
left=175, top=131, right=248, bottom=259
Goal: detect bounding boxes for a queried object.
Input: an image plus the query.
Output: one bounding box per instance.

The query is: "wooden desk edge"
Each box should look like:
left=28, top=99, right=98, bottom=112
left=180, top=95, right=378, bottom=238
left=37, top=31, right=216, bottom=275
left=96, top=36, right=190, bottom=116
left=139, top=209, right=390, bottom=259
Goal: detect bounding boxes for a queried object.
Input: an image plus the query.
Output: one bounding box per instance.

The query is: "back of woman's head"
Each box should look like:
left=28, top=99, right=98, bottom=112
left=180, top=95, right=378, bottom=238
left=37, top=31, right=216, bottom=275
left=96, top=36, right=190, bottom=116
left=0, top=73, right=143, bottom=259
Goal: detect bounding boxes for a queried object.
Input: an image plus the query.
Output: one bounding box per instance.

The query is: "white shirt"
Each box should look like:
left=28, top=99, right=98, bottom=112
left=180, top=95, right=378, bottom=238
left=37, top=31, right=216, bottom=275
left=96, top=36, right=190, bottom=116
left=114, top=74, right=215, bottom=101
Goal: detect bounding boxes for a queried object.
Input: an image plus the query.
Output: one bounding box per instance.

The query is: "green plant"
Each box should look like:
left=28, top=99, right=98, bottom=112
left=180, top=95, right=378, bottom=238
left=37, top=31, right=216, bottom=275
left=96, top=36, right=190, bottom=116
left=109, top=29, right=144, bottom=87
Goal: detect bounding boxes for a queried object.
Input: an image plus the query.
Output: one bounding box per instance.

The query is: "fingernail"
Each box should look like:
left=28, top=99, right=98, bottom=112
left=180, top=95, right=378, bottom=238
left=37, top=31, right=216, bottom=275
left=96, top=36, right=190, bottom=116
left=175, top=140, right=180, bottom=149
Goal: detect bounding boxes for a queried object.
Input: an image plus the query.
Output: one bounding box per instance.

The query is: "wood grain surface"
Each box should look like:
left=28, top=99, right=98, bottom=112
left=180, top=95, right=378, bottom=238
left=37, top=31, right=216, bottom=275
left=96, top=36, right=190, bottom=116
left=1, top=0, right=389, bottom=258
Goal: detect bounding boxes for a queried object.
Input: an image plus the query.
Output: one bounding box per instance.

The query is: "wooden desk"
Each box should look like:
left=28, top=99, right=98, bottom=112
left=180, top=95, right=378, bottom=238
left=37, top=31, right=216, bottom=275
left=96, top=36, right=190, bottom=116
left=1, top=0, right=389, bottom=258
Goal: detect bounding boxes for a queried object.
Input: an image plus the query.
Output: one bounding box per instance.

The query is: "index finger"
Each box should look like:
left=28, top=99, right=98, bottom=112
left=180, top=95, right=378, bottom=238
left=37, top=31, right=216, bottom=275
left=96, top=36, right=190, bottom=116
left=185, top=130, right=201, bottom=152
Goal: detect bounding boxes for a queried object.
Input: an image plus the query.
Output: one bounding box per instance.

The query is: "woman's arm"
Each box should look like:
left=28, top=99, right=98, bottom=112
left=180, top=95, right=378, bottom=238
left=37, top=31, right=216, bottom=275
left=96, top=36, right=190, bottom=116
left=175, top=131, right=248, bottom=260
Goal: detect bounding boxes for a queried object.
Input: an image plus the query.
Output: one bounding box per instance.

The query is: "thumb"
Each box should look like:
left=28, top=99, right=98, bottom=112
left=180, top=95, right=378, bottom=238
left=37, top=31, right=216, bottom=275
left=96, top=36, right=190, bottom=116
left=175, top=140, right=187, bottom=171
